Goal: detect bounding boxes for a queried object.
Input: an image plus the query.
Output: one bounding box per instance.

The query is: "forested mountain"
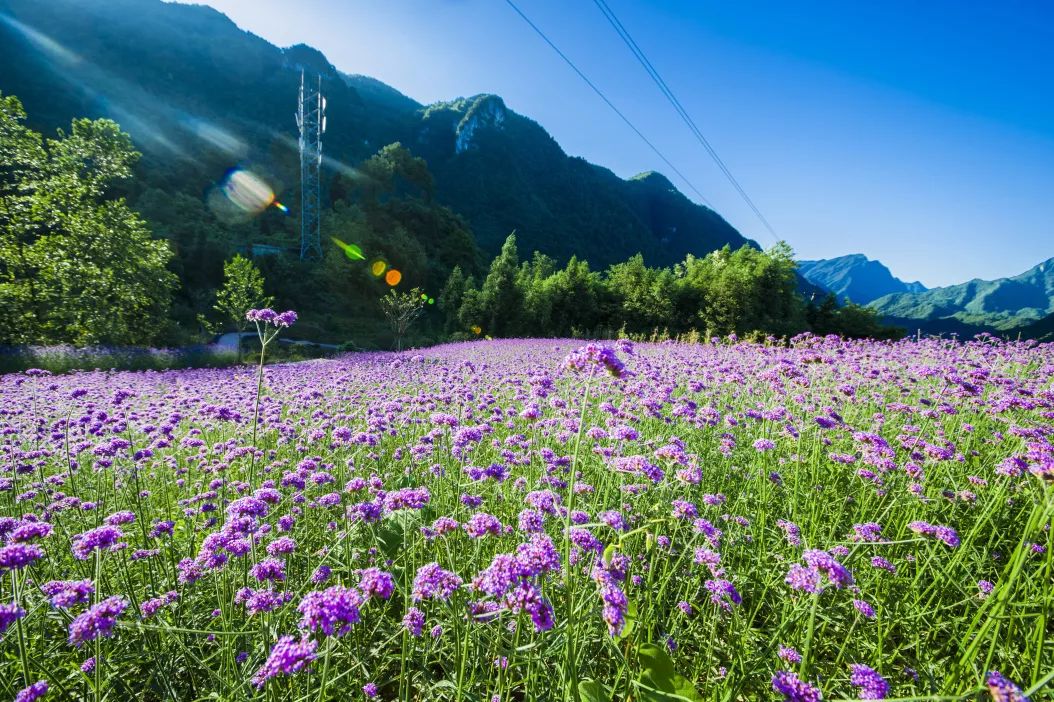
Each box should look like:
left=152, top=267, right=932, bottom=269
left=0, top=0, right=751, bottom=317
left=798, top=254, right=926, bottom=304
left=868, top=257, right=1054, bottom=335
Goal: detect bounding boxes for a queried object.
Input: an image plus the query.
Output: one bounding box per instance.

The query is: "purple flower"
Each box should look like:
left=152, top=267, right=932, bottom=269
left=851, top=522, right=883, bottom=542
left=516, top=534, right=561, bottom=576
left=464, top=512, right=503, bottom=538
left=412, top=563, right=462, bottom=601
left=0, top=602, right=26, bottom=634
left=849, top=664, right=889, bottom=700
left=802, top=549, right=854, bottom=589
left=69, top=596, right=128, bottom=647
left=14, top=681, right=48, bottom=702
left=41, top=580, right=94, bottom=608
left=274, top=310, right=298, bottom=327
left=778, top=645, right=802, bottom=664
left=908, top=521, right=959, bottom=548
left=297, top=585, right=364, bottom=637
left=502, top=580, right=555, bottom=632
left=141, top=591, right=179, bottom=619
left=71, top=525, right=123, bottom=560
left=785, top=564, right=822, bottom=594
left=363, top=682, right=379, bottom=698
left=266, top=536, right=296, bottom=556
left=252, top=635, right=317, bottom=687
left=0, top=543, right=46, bottom=571
left=591, top=561, right=629, bottom=637
left=704, top=579, right=742, bottom=611
left=563, top=343, right=626, bottom=378
left=246, top=308, right=275, bottom=323
left=104, top=511, right=136, bottom=526
left=250, top=557, right=286, bottom=583
left=9, top=521, right=53, bottom=542
left=753, top=438, right=776, bottom=452
left=518, top=509, right=545, bottom=533
left=403, top=607, right=425, bottom=637
left=359, top=568, right=395, bottom=599
left=986, top=671, right=1030, bottom=702
left=777, top=519, right=802, bottom=546
left=852, top=599, right=876, bottom=619
left=772, top=671, right=822, bottom=701
left=236, top=587, right=291, bottom=615
left=870, top=557, right=896, bottom=574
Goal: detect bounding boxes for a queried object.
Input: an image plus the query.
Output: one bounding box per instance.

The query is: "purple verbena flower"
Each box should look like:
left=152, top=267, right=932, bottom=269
left=68, top=596, right=128, bottom=647
left=252, top=635, right=317, bottom=687
left=849, top=664, right=889, bottom=700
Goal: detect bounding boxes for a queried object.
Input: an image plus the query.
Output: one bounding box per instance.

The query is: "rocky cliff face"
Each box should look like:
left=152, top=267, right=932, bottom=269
left=455, top=95, right=507, bottom=154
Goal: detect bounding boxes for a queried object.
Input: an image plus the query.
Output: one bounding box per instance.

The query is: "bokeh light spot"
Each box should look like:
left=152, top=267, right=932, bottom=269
left=370, top=260, right=387, bottom=277
left=331, top=237, right=365, bottom=261
left=385, top=269, right=402, bottom=286
left=220, top=168, right=274, bottom=213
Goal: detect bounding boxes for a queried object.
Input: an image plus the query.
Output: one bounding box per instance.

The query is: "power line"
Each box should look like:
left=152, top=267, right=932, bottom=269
left=591, top=0, right=780, bottom=243
left=502, top=0, right=712, bottom=207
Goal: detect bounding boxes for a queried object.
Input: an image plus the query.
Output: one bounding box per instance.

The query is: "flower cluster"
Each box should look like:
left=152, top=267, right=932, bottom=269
left=245, top=308, right=298, bottom=327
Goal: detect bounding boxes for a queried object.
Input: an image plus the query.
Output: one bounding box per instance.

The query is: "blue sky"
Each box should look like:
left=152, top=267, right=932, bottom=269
left=190, top=0, right=1053, bottom=287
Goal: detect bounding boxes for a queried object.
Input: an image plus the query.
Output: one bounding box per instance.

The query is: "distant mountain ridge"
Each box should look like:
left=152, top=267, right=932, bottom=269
left=0, top=0, right=753, bottom=269
left=868, top=257, right=1054, bottom=334
left=798, top=254, right=927, bottom=304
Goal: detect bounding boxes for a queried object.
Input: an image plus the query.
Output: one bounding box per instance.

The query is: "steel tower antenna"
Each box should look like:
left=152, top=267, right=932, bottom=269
left=296, top=70, right=325, bottom=261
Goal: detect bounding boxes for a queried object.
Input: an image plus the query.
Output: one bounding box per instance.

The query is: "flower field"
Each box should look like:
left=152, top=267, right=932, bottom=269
left=1, top=334, right=1051, bottom=701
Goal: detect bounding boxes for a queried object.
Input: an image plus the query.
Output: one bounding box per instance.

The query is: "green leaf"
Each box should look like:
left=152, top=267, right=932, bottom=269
left=375, top=509, right=421, bottom=558
left=634, top=643, right=702, bottom=701
left=578, top=679, right=611, bottom=702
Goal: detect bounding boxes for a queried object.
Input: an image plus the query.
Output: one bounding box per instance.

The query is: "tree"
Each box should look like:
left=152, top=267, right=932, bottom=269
left=438, top=266, right=467, bottom=333
left=606, top=254, right=676, bottom=334
left=379, top=287, right=426, bottom=350
left=214, top=254, right=273, bottom=360
left=477, top=233, right=523, bottom=336
left=0, top=93, right=177, bottom=346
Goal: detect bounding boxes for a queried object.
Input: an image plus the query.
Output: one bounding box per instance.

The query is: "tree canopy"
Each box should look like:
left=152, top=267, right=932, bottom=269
left=0, top=93, right=176, bottom=346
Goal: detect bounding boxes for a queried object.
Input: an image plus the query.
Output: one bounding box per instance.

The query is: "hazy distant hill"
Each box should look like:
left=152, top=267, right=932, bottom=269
left=0, top=0, right=753, bottom=269
left=869, top=257, right=1054, bottom=334
left=798, top=254, right=926, bottom=304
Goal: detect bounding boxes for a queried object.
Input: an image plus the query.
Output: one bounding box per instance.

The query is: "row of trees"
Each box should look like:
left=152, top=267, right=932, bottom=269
left=438, top=235, right=900, bottom=341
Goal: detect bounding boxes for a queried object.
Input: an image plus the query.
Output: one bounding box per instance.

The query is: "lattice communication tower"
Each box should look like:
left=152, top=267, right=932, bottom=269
left=296, top=70, right=325, bottom=260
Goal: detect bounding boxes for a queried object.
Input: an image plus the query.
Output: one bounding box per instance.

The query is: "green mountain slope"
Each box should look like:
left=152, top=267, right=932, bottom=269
left=869, top=257, right=1054, bottom=334
left=0, top=0, right=753, bottom=272
left=799, top=254, right=926, bottom=304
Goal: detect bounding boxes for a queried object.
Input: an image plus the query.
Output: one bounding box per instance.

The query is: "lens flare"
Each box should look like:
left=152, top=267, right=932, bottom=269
left=221, top=168, right=274, bottom=213
left=331, top=237, right=364, bottom=260
left=385, top=269, right=402, bottom=286
left=428, top=298, right=435, bottom=305
left=273, top=201, right=288, bottom=213
left=471, top=325, right=482, bottom=335
left=370, top=260, right=387, bottom=277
